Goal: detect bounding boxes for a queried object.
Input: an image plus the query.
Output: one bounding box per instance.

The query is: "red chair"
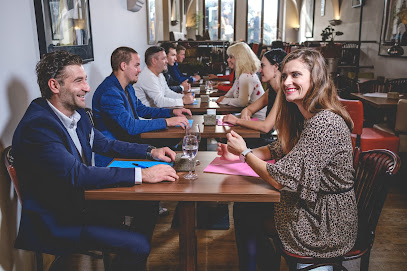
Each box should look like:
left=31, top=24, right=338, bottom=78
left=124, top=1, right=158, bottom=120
left=277, top=149, right=401, bottom=271
left=340, top=98, right=400, bottom=154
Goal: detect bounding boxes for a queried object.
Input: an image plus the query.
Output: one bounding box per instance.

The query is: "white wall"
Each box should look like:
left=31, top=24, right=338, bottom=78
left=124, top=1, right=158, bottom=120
left=0, top=0, right=150, bottom=270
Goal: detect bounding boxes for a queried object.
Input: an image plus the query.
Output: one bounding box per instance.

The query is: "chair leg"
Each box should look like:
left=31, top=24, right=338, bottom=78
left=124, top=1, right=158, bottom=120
left=360, top=250, right=371, bottom=271
left=35, top=252, right=44, bottom=271
left=102, top=253, right=111, bottom=271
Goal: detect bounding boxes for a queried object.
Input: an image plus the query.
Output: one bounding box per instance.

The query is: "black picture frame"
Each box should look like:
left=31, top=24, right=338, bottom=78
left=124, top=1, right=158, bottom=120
left=379, top=0, right=407, bottom=57
left=34, top=0, right=94, bottom=63
left=352, top=0, right=363, bottom=8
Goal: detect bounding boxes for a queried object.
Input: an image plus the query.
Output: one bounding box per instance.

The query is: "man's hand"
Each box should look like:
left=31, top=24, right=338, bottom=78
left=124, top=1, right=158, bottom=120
left=217, top=143, right=239, bottom=161
left=193, top=75, right=201, bottom=81
left=165, top=116, right=189, bottom=129
left=172, top=108, right=192, bottom=117
left=240, top=108, right=252, bottom=120
left=181, top=79, right=190, bottom=92
left=182, top=93, right=194, bottom=105
left=141, top=165, right=178, bottom=183
left=216, top=96, right=225, bottom=104
left=150, top=147, right=176, bottom=162
left=222, top=114, right=239, bottom=125
left=226, top=130, right=247, bottom=155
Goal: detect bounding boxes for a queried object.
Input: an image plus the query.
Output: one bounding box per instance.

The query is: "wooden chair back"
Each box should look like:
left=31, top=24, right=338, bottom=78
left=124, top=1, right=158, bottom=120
left=357, top=79, right=385, bottom=93
left=385, top=78, right=407, bottom=93
left=353, top=149, right=401, bottom=248
left=3, top=146, right=22, bottom=203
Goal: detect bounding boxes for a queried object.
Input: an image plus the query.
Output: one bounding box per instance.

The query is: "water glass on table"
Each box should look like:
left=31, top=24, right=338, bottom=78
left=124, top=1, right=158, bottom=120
left=182, top=135, right=199, bottom=180
left=206, top=80, right=213, bottom=91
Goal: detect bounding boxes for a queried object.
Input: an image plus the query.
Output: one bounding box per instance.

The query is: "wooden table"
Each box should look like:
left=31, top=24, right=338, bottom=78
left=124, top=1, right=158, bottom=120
left=85, top=152, right=280, bottom=271
left=350, top=93, right=405, bottom=109
left=190, top=87, right=223, bottom=98
left=140, top=115, right=261, bottom=139
left=183, top=98, right=244, bottom=115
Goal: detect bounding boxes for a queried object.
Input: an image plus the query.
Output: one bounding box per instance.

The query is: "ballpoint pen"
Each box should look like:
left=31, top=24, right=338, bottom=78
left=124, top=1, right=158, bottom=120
left=132, top=163, right=148, bottom=168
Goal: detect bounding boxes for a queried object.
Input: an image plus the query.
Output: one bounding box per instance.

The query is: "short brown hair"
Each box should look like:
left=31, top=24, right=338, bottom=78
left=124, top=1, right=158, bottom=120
left=176, top=44, right=186, bottom=54
left=36, top=50, right=82, bottom=99
left=111, top=47, right=138, bottom=71
left=145, top=46, right=165, bottom=66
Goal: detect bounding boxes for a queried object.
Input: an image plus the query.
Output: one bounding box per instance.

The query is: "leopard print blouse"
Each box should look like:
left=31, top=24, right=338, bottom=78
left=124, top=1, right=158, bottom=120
left=266, top=110, right=358, bottom=258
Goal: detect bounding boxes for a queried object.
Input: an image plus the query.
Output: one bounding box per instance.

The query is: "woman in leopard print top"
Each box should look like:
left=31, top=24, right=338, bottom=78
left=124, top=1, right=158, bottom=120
left=218, top=48, right=357, bottom=270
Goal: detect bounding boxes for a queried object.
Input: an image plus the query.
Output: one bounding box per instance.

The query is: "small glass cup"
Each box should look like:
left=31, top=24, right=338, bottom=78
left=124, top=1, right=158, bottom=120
left=182, top=135, right=199, bottom=180
left=206, top=80, right=213, bottom=91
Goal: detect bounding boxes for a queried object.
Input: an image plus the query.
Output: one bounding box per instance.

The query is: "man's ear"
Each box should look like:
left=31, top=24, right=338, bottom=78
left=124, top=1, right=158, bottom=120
left=120, top=61, right=127, bottom=71
left=48, top=78, right=60, bottom=94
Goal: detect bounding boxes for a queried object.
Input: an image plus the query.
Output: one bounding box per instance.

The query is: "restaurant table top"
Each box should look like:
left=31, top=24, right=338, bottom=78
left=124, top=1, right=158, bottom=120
left=140, top=115, right=261, bottom=139
left=182, top=98, right=244, bottom=115
left=350, top=92, right=406, bottom=109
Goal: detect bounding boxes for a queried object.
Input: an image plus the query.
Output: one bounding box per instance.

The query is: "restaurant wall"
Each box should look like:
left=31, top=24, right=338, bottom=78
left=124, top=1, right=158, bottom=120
left=0, top=0, right=151, bottom=270
left=309, top=0, right=407, bottom=79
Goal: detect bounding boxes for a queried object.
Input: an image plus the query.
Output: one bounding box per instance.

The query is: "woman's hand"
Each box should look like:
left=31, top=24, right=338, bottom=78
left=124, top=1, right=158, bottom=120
left=227, top=130, right=248, bottom=155
left=222, top=114, right=239, bottom=125
left=217, top=143, right=240, bottom=161
left=216, top=96, right=225, bottom=103
left=208, top=74, right=217, bottom=79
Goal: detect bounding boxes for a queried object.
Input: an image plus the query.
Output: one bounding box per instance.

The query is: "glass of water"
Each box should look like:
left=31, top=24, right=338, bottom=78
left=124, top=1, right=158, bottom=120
left=205, top=80, right=213, bottom=91
left=182, top=135, right=199, bottom=180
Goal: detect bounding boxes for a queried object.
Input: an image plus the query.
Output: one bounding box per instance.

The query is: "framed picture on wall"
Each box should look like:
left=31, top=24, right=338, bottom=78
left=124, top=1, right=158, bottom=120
left=352, top=0, right=363, bottom=8
left=304, top=0, right=315, bottom=37
left=147, top=0, right=157, bottom=45
left=34, top=0, right=94, bottom=62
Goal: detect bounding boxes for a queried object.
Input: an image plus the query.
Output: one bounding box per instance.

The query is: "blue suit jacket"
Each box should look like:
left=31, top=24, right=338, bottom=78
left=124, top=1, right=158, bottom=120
left=12, top=98, right=150, bottom=254
left=167, top=62, right=195, bottom=84
left=92, top=74, right=172, bottom=166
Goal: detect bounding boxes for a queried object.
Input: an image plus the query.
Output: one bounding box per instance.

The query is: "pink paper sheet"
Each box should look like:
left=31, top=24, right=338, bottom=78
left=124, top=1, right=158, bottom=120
left=203, top=157, right=275, bottom=177
left=217, top=118, right=259, bottom=126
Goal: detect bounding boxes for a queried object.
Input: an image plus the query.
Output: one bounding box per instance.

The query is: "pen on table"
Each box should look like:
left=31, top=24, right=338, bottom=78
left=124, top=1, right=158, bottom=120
left=132, top=163, right=148, bottom=168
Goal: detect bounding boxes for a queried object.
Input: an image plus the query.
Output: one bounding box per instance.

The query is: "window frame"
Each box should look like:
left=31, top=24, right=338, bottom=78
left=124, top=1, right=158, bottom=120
left=245, top=0, right=280, bottom=45
left=203, top=0, right=237, bottom=41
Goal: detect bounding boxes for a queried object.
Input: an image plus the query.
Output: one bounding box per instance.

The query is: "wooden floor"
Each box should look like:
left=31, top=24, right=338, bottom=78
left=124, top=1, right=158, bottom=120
left=56, top=174, right=407, bottom=271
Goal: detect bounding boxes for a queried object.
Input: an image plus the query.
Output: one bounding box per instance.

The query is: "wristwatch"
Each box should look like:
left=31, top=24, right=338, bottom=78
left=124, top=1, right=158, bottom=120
left=239, top=148, right=252, bottom=163
left=146, top=145, right=156, bottom=160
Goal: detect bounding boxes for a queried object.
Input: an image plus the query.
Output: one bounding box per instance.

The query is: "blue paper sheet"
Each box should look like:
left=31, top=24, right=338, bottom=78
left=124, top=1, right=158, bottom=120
left=175, top=119, right=193, bottom=128
left=108, top=160, right=173, bottom=168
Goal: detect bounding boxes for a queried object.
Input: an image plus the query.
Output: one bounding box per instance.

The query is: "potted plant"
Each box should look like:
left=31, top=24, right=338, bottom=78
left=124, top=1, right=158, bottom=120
left=318, top=25, right=344, bottom=73
left=319, top=25, right=344, bottom=58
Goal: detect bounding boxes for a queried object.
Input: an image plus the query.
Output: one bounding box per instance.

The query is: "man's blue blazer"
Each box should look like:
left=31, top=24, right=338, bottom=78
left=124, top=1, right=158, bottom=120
left=12, top=98, right=150, bottom=254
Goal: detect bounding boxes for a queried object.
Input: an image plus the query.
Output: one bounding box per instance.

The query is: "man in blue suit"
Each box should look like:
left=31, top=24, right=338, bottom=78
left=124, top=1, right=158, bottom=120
left=167, top=44, right=201, bottom=84
left=93, top=46, right=192, bottom=167
left=12, top=50, right=179, bottom=270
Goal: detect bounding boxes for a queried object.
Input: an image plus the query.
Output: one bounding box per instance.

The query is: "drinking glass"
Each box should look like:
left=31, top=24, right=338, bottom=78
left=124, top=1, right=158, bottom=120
left=182, top=135, right=199, bottom=180
left=205, top=80, right=213, bottom=91
left=190, top=124, right=201, bottom=143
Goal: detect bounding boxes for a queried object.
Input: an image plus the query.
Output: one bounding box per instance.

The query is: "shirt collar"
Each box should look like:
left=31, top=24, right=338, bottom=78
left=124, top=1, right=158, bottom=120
left=46, top=100, right=81, bottom=130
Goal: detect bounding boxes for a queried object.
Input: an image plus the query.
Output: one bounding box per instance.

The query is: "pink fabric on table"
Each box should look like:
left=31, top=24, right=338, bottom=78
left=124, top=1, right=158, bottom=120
left=203, top=157, right=275, bottom=177
left=217, top=118, right=259, bottom=126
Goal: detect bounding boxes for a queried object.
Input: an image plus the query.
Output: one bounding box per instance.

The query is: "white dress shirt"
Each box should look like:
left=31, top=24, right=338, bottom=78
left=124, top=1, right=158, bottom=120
left=47, top=100, right=142, bottom=183
left=134, top=67, right=184, bottom=108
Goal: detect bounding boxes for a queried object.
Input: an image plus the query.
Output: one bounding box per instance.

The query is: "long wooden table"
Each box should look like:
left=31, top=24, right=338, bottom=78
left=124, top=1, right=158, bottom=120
left=350, top=93, right=405, bottom=109
left=183, top=98, right=244, bottom=115
left=85, top=152, right=280, bottom=271
left=140, top=115, right=261, bottom=139
left=190, top=87, right=224, bottom=98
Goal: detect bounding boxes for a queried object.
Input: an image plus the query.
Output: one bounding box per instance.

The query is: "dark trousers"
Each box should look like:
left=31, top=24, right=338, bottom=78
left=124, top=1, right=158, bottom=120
left=81, top=200, right=159, bottom=271
left=233, top=202, right=280, bottom=271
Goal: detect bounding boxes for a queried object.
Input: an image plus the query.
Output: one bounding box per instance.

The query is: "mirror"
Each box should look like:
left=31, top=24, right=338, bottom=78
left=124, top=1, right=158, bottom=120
left=34, top=0, right=94, bottom=62
left=379, top=0, right=407, bottom=57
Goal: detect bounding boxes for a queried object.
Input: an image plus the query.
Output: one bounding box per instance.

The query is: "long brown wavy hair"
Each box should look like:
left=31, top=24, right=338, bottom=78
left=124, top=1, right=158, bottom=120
left=275, top=48, right=353, bottom=154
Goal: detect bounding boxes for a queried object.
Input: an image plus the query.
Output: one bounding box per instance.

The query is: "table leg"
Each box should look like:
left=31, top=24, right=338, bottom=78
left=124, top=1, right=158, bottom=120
left=178, top=201, right=197, bottom=271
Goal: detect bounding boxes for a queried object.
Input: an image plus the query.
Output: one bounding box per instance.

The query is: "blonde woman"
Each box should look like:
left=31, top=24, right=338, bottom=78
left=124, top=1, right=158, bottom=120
left=216, top=42, right=266, bottom=120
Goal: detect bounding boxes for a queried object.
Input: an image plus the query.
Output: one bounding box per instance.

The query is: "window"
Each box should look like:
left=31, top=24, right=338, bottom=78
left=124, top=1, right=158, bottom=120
left=204, top=0, right=235, bottom=42
left=247, top=0, right=279, bottom=45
